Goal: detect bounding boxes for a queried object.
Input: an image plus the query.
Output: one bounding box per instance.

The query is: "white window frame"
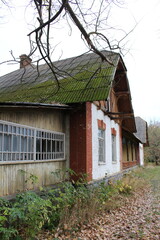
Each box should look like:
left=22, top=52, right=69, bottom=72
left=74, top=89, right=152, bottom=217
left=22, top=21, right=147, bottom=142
left=112, top=134, right=117, bottom=163
left=0, top=120, right=65, bottom=162
left=98, top=129, right=105, bottom=164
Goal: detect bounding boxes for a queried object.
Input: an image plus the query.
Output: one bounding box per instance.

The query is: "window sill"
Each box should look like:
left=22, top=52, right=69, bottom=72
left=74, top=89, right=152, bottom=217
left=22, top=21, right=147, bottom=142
left=98, top=162, right=106, bottom=165
left=0, top=159, right=66, bottom=165
left=112, top=161, right=117, bottom=164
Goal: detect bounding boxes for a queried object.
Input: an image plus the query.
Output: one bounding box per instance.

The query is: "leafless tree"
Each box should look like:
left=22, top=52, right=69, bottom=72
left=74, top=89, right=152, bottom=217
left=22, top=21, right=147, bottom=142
left=0, top=0, right=135, bottom=87
left=24, top=0, right=131, bottom=84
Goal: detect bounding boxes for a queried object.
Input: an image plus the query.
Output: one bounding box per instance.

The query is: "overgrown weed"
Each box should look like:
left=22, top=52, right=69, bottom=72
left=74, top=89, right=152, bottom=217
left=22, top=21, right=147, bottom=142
left=0, top=167, right=150, bottom=239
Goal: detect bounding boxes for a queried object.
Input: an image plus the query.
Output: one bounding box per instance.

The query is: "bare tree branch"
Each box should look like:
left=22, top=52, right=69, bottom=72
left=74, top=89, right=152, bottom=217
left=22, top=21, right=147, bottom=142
left=28, top=0, right=66, bottom=36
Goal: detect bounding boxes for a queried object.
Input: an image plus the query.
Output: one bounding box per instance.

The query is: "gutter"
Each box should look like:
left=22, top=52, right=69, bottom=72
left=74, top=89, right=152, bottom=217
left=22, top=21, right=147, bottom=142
left=0, top=102, right=72, bottom=110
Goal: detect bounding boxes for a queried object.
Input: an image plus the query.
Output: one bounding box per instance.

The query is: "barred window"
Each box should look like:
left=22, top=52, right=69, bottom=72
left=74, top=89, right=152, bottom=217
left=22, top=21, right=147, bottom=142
left=98, top=129, right=105, bottom=163
left=0, top=120, right=65, bottom=162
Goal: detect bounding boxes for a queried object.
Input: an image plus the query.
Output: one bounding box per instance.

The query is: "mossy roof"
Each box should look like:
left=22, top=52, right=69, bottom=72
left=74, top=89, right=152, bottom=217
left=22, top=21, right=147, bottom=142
left=0, top=51, right=120, bottom=104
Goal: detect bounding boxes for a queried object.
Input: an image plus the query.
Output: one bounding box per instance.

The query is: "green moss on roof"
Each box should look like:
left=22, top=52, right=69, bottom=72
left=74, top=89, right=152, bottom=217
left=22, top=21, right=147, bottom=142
left=0, top=60, right=117, bottom=104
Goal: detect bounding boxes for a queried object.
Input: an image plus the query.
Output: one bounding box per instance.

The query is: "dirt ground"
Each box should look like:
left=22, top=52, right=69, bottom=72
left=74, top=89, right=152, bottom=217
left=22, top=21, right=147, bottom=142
left=38, top=167, right=160, bottom=240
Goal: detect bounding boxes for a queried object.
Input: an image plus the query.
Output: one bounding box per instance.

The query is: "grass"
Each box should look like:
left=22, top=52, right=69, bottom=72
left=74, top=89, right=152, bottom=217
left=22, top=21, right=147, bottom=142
left=132, top=165, right=160, bottom=184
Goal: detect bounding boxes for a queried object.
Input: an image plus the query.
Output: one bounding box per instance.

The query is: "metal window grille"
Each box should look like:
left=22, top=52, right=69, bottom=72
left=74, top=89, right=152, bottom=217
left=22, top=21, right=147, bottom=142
left=98, top=129, right=105, bottom=163
left=0, top=120, right=65, bottom=162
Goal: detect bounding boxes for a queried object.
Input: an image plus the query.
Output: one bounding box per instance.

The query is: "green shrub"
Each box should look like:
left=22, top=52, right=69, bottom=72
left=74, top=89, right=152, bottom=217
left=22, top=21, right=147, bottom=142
left=116, top=182, right=132, bottom=194
left=0, top=198, right=18, bottom=240
left=10, top=192, right=52, bottom=238
left=0, top=169, right=139, bottom=239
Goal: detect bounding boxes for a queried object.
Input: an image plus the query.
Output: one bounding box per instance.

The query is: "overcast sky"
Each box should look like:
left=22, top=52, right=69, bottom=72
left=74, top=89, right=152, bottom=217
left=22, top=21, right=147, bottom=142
left=0, top=0, right=160, bottom=123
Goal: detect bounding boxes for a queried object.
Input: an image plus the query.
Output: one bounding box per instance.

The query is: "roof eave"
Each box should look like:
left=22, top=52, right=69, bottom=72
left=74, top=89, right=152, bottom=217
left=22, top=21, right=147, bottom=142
left=0, top=102, right=72, bottom=110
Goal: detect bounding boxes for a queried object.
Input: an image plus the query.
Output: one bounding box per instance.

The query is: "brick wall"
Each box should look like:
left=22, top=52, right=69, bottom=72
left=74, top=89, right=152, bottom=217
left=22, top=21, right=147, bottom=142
left=86, top=102, right=92, bottom=180
left=122, top=161, right=138, bottom=169
left=70, top=102, right=92, bottom=181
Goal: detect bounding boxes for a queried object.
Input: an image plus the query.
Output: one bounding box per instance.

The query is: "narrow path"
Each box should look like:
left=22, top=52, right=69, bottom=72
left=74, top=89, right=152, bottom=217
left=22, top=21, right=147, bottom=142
left=64, top=187, right=160, bottom=240
left=38, top=167, right=160, bottom=240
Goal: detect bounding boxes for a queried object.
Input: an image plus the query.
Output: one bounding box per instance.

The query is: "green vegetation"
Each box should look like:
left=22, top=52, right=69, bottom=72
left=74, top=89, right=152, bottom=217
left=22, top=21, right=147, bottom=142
left=0, top=169, right=135, bottom=240
left=133, top=165, right=160, bottom=183
left=1, top=166, right=159, bottom=240
left=145, top=121, right=160, bottom=165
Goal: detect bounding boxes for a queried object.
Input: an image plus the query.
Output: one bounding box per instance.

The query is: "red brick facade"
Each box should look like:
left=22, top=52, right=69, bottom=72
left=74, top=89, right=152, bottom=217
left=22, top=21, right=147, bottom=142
left=122, top=161, right=138, bottom=169
left=86, top=102, right=92, bottom=180
left=97, top=119, right=106, bottom=130
left=70, top=102, right=92, bottom=181
left=111, top=127, right=117, bottom=136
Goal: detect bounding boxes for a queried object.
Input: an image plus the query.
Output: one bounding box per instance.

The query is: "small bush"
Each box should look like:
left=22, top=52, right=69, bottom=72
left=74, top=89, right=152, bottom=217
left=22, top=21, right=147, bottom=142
left=0, top=169, right=145, bottom=239
left=116, top=182, right=132, bottom=194
left=0, top=198, right=18, bottom=240
left=11, top=192, right=53, bottom=238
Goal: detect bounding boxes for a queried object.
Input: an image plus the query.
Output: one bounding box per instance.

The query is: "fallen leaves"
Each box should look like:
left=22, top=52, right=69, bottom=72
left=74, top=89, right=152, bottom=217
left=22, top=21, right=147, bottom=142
left=52, top=187, right=159, bottom=239
left=37, top=172, right=160, bottom=240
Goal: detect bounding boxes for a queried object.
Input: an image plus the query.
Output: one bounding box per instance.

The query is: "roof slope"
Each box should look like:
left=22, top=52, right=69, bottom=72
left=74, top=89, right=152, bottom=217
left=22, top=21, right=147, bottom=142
left=0, top=51, right=120, bottom=104
left=134, top=117, right=149, bottom=145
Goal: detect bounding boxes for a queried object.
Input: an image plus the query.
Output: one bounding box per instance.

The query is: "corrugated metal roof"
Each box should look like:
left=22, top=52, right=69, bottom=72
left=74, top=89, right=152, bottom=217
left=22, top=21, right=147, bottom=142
left=0, top=51, right=120, bottom=104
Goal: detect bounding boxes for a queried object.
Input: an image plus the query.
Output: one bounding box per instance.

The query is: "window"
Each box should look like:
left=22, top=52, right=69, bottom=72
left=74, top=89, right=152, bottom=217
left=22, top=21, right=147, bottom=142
left=98, top=129, right=105, bottom=163
left=0, top=120, right=65, bottom=162
left=112, top=134, right=117, bottom=162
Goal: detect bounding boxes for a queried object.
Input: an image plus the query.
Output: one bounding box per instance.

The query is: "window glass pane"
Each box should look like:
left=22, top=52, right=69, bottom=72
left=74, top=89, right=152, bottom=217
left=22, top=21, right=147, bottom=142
left=60, top=142, right=63, bottom=152
left=36, top=153, right=39, bottom=160
left=28, top=138, right=34, bottom=152
left=0, top=124, right=3, bottom=132
left=8, top=125, right=12, bottom=133
left=47, top=139, right=51, bottom=152
left=28, top=129, right=31, bottom=136
left=57, top=141, right=60, bottom=152
left=21, top=136, right=27, bottom=152
left=52, top=140, right=55, bottom=152
left=12, top=126, right=16, bottom=134
left=42, top=132, right=45, bottom=138
left=4, top=134, right=11, bottom=152
left=20, top=153, right=23, bottom=160
left=8, top=153, right=11, bottom=161
left=98, top=129, right=104, bottom=138
left=98, top=129, right=105, bottom=163
left=0, top=133, right=2, bottom=151
left=112, top=135, right=116, bottom=162
left=13, top=135, right=20, bottom=152
left=42, top=139, right=46, bottom=152
left=16, top=153, right=20, bottom=161
left=32, top=130, right=34, bottom=137
left=24, top=128, right=27, bottom=136
left=47, top=133, right=50, bottom=139
left=3, top=153, right=7, bottom=161
left=17, top=127, right=20, bottom=134
left=4, top=125, right=8, bottom=133
left=36, top=138, right=41, bottom=152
